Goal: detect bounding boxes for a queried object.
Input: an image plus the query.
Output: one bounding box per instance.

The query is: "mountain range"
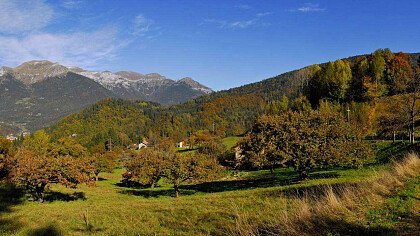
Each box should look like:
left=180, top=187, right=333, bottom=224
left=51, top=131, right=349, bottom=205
left=0, top=60, right=212, bottom=135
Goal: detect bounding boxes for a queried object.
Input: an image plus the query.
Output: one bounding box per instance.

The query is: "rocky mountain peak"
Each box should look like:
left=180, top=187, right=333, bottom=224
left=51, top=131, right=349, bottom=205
left=11, top=60, right=69, bottom=84
left=0, top=66, right=13, bottom=77
left=178, top=77, right=213, bottom=94
left=115, top=71, right=145, bottom=81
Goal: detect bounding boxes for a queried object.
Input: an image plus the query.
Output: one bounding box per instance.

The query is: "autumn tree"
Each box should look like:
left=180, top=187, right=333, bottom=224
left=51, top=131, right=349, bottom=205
left=9, top=133, right=94, bottom=202
left=164, top=152, right=222, bottom=197
left=123, top=148, right=167, bottom=188
left=90, top=151, right=118, bottom=181
left=375, top=95, right=409, bottom=139
left=123, top=148, right=223, bottom=196
left=404, top=55, right=419, bottom=143
left=0, top=137, right=13, bottom=179
left=238, top=115, right=288, bottom=173
left=189, top=130, right=214, bottom=149
left=387, top=52, right=413, bottom=94
left=239, top=110, right=371, bottom=179
left=197, top=138, right=226, bottom=157
left=375, top=54, right=419, bottom=141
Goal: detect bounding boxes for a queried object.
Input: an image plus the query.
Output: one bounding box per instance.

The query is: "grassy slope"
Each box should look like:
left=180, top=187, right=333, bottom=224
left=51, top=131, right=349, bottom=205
left=222, top=136, right=243, bottom=150
left=0, top=165, right=389, bottom=235
left=0, top=140, right=419, bottom=235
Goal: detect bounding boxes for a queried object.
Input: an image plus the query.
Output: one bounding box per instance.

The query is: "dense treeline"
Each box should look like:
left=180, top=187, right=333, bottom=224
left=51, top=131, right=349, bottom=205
left=307, top=49, right=415, bottom=104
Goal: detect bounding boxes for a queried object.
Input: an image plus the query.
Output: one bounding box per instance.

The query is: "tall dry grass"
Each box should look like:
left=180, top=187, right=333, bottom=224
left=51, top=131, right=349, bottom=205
left=231, top=153, right=420, bottom=236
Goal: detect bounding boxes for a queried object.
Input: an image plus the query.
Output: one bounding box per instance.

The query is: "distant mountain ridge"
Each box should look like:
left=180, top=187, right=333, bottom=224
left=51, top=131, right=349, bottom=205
left=0, top=60, right=213, bottom=135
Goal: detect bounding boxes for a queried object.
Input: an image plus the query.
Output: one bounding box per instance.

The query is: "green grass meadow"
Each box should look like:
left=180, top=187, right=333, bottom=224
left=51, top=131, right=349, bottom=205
left=0, top=139, right=419, bottom=235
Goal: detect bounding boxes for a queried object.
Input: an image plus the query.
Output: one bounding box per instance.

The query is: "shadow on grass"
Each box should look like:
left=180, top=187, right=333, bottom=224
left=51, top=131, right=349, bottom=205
left=73, top=226, right=105, bottom=234
left=0, top=183, right=26, bottom=234
left=43, top=191, right=86, bottom=202
left=119, top=188, right=196, bottom=198
left=27, top=225, right=62, bottom=236
left=375, top=141, right=420, bottom=164
left=181, top=177, right=298, bottom=193
left=0, top=183, right=25, bottom=213
left=117, top=169, right=341, bottom=198
left=181, top=169, right=340, bottom=194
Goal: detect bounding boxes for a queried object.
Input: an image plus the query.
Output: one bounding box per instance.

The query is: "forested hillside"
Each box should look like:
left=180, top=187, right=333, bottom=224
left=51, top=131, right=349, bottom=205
left=49, top=49, right=420, bottom=150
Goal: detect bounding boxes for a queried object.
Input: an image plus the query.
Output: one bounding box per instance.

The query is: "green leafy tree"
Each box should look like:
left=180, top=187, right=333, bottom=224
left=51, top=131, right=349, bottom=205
left=292, top=95, right=311, bottom=112
left=369, top=49, right=387, bottom=96
left=265, top=95, right=289, bottom=115
left=307, top=60, right=352, bottom=104
left=22, top=130, right=50, bottom=156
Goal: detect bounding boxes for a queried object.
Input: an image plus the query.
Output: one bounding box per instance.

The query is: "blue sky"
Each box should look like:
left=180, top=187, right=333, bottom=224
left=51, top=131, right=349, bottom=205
left=0, top=0, right=419, bottom=90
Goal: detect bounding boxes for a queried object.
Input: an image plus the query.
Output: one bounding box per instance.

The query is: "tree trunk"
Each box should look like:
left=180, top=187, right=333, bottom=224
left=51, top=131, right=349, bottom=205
left=393, top=131, right=396, bottom=143
left=95, top=173, right=99, bottom=182
left=270, top=164, right=274, bottom=175
left=174, top=184, right=180, bottom=198
left=35, top=183, right=47, bottom=203
left=299, top=170, right=308, bottom=180
left=409, top=130, right=411, bottom=143
left=298, top=167, right=308, bottom=180
left=411, top=114, right=415, bottom=144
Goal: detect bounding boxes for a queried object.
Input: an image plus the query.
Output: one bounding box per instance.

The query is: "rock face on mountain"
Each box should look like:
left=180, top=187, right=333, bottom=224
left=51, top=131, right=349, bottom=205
left=11, top=60, right=69, bottom=84
left=0, top=60, right=213, bottom=135
left=74, top=70, right=212, bottom=103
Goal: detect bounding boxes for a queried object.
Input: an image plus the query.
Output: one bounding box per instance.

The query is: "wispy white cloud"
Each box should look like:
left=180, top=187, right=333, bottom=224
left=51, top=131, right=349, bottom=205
left=61, top=0, right=84, bottom=10
left=133, top=14, right=155, bottom=36
left=0, top=28, right=128, bottom=69
left=291, top=3, right=326, bottom=13
left=235, top=4, right=252, bottom=10
left=0, top=0, right=54, bottom=34
left=0, top=1, right=157, bottom=68
left=204, top=12, right=271, bottom=30
left=229, top=19, right=259, bottom=29
left=256, top=12, right=272, bottom=17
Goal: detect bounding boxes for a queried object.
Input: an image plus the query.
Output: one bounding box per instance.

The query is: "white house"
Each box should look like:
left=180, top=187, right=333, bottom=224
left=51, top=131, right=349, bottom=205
left=6, top=134, right=17, bottom=141
left=138, top=142, right=147, bottom=149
